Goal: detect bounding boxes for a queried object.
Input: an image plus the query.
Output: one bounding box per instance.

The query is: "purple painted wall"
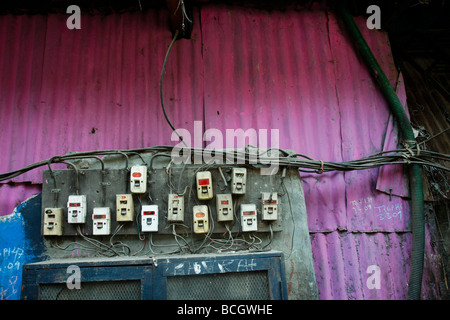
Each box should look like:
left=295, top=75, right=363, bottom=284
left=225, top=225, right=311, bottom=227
left=0, top=3, right=445, bottom=299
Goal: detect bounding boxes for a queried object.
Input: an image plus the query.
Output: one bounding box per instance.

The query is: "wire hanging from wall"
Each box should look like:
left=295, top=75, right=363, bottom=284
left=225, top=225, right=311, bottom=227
left=159, top=29, right=187, bottom=147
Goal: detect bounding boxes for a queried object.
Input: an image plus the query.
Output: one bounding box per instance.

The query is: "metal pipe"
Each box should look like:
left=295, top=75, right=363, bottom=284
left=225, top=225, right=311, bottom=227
left=336, top=2, right=425, bottom=300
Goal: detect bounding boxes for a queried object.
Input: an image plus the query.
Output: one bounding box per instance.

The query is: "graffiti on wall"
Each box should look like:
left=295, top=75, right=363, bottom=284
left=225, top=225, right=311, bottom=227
left=0, top=193, right=42, bottom=300
left=0, top=246, right=25, bottom=300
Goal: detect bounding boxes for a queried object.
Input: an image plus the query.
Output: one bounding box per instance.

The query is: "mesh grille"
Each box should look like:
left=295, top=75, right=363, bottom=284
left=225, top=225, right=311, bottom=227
left=167, top=271, right=270, bottom=300
left=39, top=280, right=141, bottom=300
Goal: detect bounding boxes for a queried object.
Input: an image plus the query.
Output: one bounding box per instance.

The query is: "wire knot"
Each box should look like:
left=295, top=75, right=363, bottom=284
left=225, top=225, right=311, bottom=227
left=316, top=160, right=324, bottom=174
left=401, top=139, right=421, bottom=162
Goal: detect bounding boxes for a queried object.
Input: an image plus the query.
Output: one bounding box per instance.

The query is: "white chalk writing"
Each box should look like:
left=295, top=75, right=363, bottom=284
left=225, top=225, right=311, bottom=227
left=0, top=247, right=25, bottom=300
left=374, top=203, right=402, bottom=221
left=0, top=247, right=24, bottom=272
left=0, top=276, right=18, bottom=300
left=351, top=197, right=373, bottom=214
left=351, top=197, right=403, bottom=221
left=167, top=259, right=257, bottom=276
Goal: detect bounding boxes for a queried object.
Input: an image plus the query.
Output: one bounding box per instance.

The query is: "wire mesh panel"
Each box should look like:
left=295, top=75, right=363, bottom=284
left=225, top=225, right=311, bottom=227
left=166, top=271, right=270, bottom=300
left=22, top=252, right=286, bottom=300
left=39, top=280, right=141, bottom=300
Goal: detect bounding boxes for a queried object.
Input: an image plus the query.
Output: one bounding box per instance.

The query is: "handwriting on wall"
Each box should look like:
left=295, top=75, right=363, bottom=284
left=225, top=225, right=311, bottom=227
left=164, top=258, right=258, bottom=276
left=373, top=203, right=403, bottom=221
left=0, top=247, right=25, bottom=300
left=351, top=196, right=403, bottom=221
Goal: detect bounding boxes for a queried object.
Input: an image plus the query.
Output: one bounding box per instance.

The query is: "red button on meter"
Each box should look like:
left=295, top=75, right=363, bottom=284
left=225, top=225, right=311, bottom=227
left=69, top=203, right=81, bottom=207
left=132, top=172, right=142, bottom=178
left=195, top=212, right=205, bottom=218
left=198, top=178, right=210, bottom=186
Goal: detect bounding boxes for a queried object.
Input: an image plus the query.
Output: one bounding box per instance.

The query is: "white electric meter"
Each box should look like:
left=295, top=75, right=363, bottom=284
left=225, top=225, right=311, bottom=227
left=67, top=195, right=87, bottom=224
left=196, top=171, right=213, bottom=200
left=130, top=165, right=147, bottom=194
left=141, top=205, right=158, bottom=232
left=92, top=207, right=111, bottom=236
left=216, top=194, right=233, bottom=222
left=240, top=203, right=257, bottom=232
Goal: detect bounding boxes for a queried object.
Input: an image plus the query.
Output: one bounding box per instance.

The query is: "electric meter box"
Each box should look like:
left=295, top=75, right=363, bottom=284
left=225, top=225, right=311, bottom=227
left=116, top=194, right=134, bottom=222
left=92, top=207, right=111, bottom=236
left=41, top=164, right=290, bottom=236
left=262, top=192, right=279, bottom=221
left=231, top=168, right=247, bottom=194
left=196, top=171, right=213, bottom=200
left=240, top=203, right=257, bottom=232
left=193, top=205, right=209, bottom=234
left=141, top=205, right=158, bottom=232
left=130, top=165, right=147, bottom=194
left=168, top=194, right=184, bottom=223
left=43, top=208, right=63, bottom=236
left=67, top=195, right=87, bottom=224
left=216, top=194, right=233, bottom=222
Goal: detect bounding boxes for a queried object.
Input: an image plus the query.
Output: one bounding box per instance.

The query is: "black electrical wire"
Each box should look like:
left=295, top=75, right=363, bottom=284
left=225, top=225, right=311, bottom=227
left=0, top=146, right=448, bottom=182
left=160, top=29, right=187, bottom=147
left=62, top=155, right=105, bottom=171
left=62, top=161, right=79, bottom=195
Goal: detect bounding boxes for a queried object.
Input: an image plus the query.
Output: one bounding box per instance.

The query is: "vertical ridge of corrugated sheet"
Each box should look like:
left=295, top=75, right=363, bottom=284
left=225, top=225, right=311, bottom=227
left=0, top=4, right=446, bottom=299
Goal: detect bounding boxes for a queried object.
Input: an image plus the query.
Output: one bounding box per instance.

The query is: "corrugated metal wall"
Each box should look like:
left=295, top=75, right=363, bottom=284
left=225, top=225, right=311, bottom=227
left=0, top=3, right=446, bottom=299
left=0, top=9, right=203, bottom=183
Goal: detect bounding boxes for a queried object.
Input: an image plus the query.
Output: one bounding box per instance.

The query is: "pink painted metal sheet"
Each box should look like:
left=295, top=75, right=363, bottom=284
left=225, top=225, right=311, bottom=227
left=0, top=14, right=47, bottom=183
left=0, top=183, right=42, bottom=217
left=0, top=6, right=410, bottom=232
left=376, top=73, right=410, bottom=198
left=0, top=9, right=204, bottom=184
left=310, top=226, right=445, bottom=299
left=201, top=4, right=346, bottom=232
left=0, top=4, right=445, bottom=300
left=327, top=12, right=411, bottom=232
left=200, top=4, right=409, bottom=232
